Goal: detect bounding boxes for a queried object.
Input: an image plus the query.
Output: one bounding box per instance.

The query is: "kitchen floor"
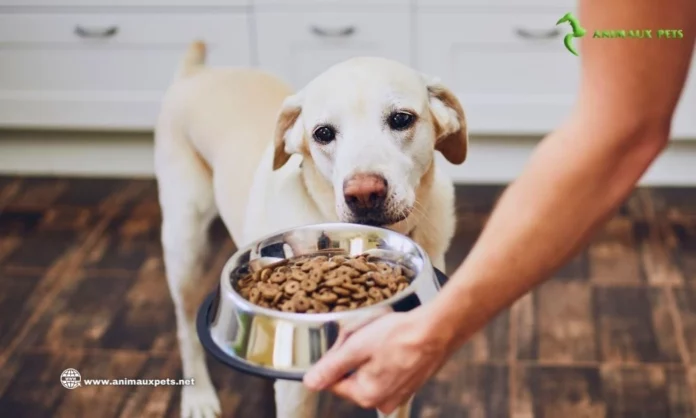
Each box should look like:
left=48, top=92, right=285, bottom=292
left=1, top=177, right=696, bottom=418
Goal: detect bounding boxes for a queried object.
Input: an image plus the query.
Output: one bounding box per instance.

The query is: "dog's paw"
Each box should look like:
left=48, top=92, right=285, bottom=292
left=181, top=385, right=221, bottom=418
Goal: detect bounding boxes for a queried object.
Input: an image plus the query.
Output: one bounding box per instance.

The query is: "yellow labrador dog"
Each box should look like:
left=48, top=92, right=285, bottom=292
left=154, top=41, right=468, bottom=418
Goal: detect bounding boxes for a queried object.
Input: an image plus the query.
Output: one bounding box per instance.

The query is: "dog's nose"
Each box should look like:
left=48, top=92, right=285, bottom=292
left=343, top=174, right=388, bottom=211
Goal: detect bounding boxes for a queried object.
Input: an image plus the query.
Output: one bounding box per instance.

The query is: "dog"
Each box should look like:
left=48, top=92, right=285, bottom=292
left=154, top=40, right=468, bottom=418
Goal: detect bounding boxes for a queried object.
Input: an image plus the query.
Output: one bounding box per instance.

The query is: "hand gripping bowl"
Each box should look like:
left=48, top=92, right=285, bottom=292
left=197, top=223, right=448, bottom=381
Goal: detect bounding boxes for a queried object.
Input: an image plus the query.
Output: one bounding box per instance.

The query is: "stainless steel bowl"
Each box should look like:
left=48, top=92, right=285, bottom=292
left=197, top=223, right=448, bottom=380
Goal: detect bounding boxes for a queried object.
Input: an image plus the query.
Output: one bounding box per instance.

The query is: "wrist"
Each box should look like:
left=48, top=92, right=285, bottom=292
left=416, top=284, right=482, bottom=353
left=419, top=256, right=513, bottom=352
left=409, top=305, right=460, bottom=356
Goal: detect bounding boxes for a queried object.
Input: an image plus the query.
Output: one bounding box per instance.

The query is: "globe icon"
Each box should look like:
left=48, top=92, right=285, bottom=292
left=60, top=368, right=81, bottom=389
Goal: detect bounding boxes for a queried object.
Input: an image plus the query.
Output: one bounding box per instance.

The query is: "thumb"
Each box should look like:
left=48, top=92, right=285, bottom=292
left=303, top=336, right=371, bottom=391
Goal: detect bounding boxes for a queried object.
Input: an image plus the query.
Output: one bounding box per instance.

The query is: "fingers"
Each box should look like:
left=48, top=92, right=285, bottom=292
left=330, top=374, right=408, bottom=413
left=330, top=375, right=382, bottom=410
left=303, top=338, right=370, bottom=391
left=377, top=396, right=407, bottom=415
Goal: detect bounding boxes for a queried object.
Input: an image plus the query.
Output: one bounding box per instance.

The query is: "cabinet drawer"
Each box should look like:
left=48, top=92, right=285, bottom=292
left=256, top=10, right=411, bottom=89
left=416, top=12, right=580, bottom=135
left=0, top=0, right=249, bottom=6
left=255, top=0, right=407, bottom=7
left=415, top=0, right=574, bottom=9
left=0, top=13, right=251, bottom=129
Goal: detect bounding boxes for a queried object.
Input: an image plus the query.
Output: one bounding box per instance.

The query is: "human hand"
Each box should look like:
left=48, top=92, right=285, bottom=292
left=302, top=308, right=454, bottom=414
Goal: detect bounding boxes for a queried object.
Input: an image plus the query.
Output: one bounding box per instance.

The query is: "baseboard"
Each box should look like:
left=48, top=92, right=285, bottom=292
left=1, top=130, right=695, bottom=186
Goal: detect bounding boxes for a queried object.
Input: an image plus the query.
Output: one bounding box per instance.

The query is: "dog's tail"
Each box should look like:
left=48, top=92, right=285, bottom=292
left=177, top=40, right=207, bottom=78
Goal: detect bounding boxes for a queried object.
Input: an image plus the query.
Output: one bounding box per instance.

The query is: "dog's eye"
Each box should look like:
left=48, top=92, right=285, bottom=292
left=313, top=126, right=336, bottom=144
left=388, top=112, right=416, bottom=131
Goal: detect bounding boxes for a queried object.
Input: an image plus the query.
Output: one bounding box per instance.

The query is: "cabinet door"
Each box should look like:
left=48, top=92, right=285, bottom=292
left=256, top=10, right=411, bottom=90
left=0, top=13, right=251, bottom=130
left=417, top=12, right=580, bottom=135
left=415, top=0, right=574, bottom=8
left=0, top=0, right=249, bottom=6
left=255, top=0, right=406, bottom=6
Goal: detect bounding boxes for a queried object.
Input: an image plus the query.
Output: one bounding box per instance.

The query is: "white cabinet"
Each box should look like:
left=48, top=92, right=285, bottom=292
left=0, top=13, right=251, bottom=130
left=0, top=1, right=694, bottom=139
left=415, top=0, right=574, bottom=8
left=416, top=12, right=580, bottom=135
left=255, top=10, right=411, bottom=89
left=0, top=0, right=249, bottom=6
left=255, top=0, right=406, bottom=6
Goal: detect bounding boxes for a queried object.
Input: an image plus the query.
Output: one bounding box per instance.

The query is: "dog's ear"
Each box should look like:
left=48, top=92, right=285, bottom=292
left=424, top=76, right=469, bottom=165
left=273, top=93, right=305, bottom=171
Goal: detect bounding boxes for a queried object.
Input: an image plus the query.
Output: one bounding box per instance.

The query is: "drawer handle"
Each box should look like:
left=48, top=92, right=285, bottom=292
left=515, top=28, right=561, bottom=40
left=310, top=25, right=356, bottom=38
left=74, top=25, right=119, bottom=39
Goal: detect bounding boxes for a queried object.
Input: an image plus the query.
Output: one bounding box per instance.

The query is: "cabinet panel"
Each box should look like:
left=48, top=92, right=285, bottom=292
left=256, top=10, right=411, bottom=89
left=0, top=13, right=251, bottom=129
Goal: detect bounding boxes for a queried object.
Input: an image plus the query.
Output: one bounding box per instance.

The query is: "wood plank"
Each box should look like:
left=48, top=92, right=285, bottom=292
left=600, top=364, right=693, bottom=418
left=445, top=212, right=486, bottom=273
left=536, top=280, right=596, bottom=363
left=672, top=220, right=696, bottom=286
left=0, top=351, right=84, bottom=417
left=0, top=206, right=99, bottom=270
left=514, top=292, right=537, bottom=361
left=636, top=190, right=684, bottom=286
left=117, top=355, right=180, bottom=418
left=589, top=217, right=643, bottom=286
left=515, top=365, right=606, bottom=418
left=0, top=177, right=21, bottom=207
left=20, top=270, right=137, bottom=350
left=412, top=364, right=508, bottom=418
left=650, top=188, right=696, bottom=219
left=4, top=177, right=69, bottom=210
left=455, top=310, right=510, bottom=363
left=553, top=251, right=589, bottom=282
left=53, top=178, right=132, bottom=208
left=54, top=351, right=149, bottom=418
left=82, top=214, right=161, bottom=272
left=0, top=270, right=44, bottom=353
left=672, top=287, right=696, bottom=363
left=594, top=287, right=681, bottom=363
left=665, top=367, right=696, bottom=417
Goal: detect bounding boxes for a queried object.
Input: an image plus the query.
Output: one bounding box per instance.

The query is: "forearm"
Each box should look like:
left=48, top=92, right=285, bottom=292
left=426, top=0, right=696, bottom=349
left=430, top=113, right=667, bottom=348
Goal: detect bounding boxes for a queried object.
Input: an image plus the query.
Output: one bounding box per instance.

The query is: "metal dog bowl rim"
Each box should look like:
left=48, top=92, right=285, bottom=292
left=218, top=222, right=435, bottom=323
left=197, top=267, right=449, bottom=381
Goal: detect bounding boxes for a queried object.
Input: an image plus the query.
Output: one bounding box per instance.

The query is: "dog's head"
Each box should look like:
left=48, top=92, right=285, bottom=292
left=272, top=57, right=468, bottom=227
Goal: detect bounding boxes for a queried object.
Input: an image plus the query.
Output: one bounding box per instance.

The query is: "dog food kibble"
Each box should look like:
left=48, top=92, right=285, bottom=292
left=235, top=254, right=415, bottom=313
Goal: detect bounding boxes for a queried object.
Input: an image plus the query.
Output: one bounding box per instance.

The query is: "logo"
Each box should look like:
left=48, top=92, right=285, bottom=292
left=556, top=12, right=586, bottom=57
left=592, top=29, right=683, bottom=40
left=60, top=368, right=82, bottom=389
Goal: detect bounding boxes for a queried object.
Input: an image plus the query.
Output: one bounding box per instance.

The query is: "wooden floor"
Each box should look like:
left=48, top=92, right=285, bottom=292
left=1, top=177, right=696, bottom=418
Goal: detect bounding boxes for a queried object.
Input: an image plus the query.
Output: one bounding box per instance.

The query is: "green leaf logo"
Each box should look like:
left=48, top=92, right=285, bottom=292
left=556, top=12, right=587, bottom=56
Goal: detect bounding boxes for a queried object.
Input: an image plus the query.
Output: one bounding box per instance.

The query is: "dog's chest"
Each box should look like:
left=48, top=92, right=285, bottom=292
left=242, top=164, right=330, bottom=246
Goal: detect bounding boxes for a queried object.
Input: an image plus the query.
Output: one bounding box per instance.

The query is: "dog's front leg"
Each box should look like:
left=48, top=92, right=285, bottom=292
left=162, top=213, right=220, bottom=418
left=274, top=380, right=320, bottom=418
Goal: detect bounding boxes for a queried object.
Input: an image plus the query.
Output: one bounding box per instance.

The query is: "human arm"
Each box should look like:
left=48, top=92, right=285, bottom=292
left=303, top=0, right=696, bottom=412
left=428, top=0, right=696, bottom=354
